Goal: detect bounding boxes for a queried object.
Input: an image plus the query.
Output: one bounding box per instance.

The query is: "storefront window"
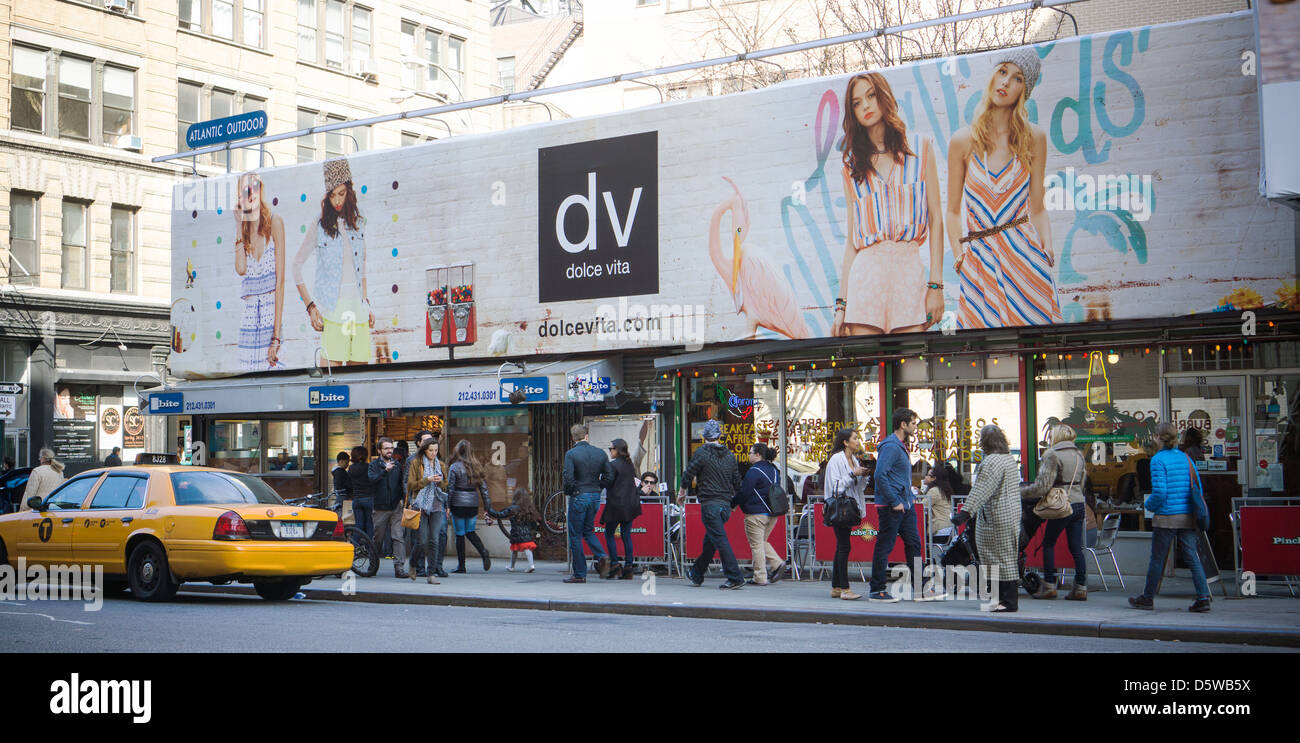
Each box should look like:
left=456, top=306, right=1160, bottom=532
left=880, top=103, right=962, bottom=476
left=209, top=419, right=261, bottom=473
left=1251, top=376, right=1295, bottom=493
left=447, top=408, right=529, bottom=509
left=1034, top=351, right=1159, bottom=507
left=264, top=420, right=314, bottom=473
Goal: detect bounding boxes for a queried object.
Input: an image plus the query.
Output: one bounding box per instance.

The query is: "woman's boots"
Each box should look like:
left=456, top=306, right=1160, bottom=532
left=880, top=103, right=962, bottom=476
left=1031, top=580, right=1058, bottom=599
left=466, top=531, right=491, bottom=571
left=453, top=535, right=467, bottom=573
left=1064, top=582, right=1087, bottom=601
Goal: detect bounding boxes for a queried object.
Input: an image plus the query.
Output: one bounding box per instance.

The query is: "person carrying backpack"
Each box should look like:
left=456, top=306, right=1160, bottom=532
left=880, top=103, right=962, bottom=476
left=737, top=443, right=786, bottom=586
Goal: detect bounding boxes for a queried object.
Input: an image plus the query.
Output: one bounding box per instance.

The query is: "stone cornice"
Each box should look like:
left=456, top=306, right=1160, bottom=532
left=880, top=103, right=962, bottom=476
left=0, top=291, right=170, bottom=344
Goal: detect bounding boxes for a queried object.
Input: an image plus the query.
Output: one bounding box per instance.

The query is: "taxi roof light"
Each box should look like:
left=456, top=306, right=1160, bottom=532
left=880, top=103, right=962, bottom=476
left=213, top=511, right=250, bottom=540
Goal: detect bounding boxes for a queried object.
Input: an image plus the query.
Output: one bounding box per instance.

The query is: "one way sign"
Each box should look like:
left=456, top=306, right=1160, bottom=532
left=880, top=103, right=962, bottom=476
left=0, top=383, right=24, bottom=395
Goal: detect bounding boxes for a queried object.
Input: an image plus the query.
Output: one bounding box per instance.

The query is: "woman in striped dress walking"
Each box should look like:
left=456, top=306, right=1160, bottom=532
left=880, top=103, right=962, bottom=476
left=832, top=72, right=945, bottom=337
left=946, top=50, right=1062, bottom=330
left=233, top=172, right=286, bottom=371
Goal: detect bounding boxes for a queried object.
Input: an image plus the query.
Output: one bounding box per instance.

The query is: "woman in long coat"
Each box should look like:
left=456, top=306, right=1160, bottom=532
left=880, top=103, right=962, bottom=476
left=954, top=424, right=1022, bottom=612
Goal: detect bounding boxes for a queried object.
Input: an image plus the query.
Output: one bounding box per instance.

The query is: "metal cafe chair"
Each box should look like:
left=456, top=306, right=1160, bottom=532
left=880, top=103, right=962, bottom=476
left=1084, top=512, right=1125, bottom=590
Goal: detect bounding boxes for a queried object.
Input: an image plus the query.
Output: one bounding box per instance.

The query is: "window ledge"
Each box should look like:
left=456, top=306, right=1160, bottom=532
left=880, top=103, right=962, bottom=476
left=0, top=130, right=176, bottom=174
left=177, top=28, right=273, bottom=57
left=295, top=58, right=379, bottom=84
left=57, top=0, right=146, bottom=23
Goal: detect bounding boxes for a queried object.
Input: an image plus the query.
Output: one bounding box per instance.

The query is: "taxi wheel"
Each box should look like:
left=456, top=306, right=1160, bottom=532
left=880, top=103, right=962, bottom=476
left=127, top=541, right=180, bottom=602
left=253, top=579, right=302, bottom=601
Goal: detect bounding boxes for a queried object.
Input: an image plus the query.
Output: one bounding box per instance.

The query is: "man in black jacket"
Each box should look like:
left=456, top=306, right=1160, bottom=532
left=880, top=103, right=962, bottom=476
left=562, top=423, right=611, bottom=583
left=368, top=436, right=409, bottom=578
left=680, top=419, right=745, bottom=589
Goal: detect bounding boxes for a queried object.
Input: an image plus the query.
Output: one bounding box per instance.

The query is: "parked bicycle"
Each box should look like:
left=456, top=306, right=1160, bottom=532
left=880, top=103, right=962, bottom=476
left=285, top=491, right=379, bottom=578
left=542, top=490, right=566, bottom=535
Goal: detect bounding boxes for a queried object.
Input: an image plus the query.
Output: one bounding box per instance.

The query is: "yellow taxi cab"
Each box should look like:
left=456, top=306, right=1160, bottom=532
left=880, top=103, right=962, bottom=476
left=0, top=453, right=352, bottom=601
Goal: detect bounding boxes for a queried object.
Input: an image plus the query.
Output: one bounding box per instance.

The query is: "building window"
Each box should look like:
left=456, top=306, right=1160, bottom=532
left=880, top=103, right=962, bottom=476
left=11, top=46, right=46, bottom=134
left=240, top=95, right=266, bottom=170
left=297, top=0, right=317, bottom=62
left=61, top=201, right=87, bottom=290
left=402, top=20, right=466, bottom=98
left=210, top=89, right=234, bottom=168
left=497, top=56, right=515, bottom=94
left=352, top=6, right=371, bottom=67
left=299, top=1, right=372, bottom=72
left=58, top=57, right=92, bottom=141
left=102, top=66, right=134, bottom=145
left=297, top=108, right=318, bottom=163
left=324, top=114, right=347, bottom=159
left=177, top=81, right=201, bottom=153
left=110, top=207, right=134, bottom=294
left=212, top=0, right=234, bottom=40
left=446, top=36, right=465, bottom=96
left=8, top=192, right=40, bottom=285
left=179, top=0, right=202, bottom=31
left=181, top=1, right=264, bottom=47
left=401, top=131, right=419, bottom=147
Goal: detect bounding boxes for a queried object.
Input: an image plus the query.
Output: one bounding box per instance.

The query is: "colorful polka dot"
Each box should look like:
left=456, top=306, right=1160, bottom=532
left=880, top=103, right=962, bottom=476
left=392, top=214, right=398, bottom=222
left=216, top=207, right=222, bottom=215
left=392, top=351, right=399, bottom=360
left=190, top=333, right=195, bottom=341
left=191, top=210, right=197, bottom=218
left=300, top=194, right=307, bottom=202
left=391, top=316, right=399, bottom=327
left=216, top=301, right=222, bottom=309
left=216, top=236, right=222, bottom=244
left=191, top=240, right=197, bottom=248
left=272, top=197, right=279, bottom=206
left=391, top=248, right=398, bottom=257
left=300, top=225, right=306, bottom=233
left=391, top=284, right=399, bottom=293
left=360, top=185, right=368, bottom=195
left=392, top=181, right=399, bottom=190
left=215, top=330, right=222, bottom=339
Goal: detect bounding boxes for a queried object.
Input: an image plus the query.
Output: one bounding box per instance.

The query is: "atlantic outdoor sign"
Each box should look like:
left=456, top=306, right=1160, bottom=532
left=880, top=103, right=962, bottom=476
left=185, top=110, right=268, bottom=150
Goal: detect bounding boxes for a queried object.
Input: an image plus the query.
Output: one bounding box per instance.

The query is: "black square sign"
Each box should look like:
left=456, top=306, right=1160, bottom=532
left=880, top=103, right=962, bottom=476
left=538, top=131, right=658, bottom=303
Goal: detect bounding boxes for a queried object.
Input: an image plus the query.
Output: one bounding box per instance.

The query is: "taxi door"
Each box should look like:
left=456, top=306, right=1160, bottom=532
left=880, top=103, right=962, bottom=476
left=13, top=474, right=103, bottom=567
left=75, top=472, right=150, bottom=574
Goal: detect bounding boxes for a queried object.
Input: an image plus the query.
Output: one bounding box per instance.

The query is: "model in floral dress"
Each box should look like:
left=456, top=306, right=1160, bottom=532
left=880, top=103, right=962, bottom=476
left=233, top=172, right=286, bottom=371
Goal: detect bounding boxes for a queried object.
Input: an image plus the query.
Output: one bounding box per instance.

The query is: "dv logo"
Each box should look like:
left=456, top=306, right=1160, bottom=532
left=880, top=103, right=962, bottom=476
left=538, top=132, right=659, bottom=303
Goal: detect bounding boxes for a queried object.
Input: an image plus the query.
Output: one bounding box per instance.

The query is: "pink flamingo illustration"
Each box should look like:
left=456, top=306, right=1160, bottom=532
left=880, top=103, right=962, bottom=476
left=709, top=177, right=811, bottom=339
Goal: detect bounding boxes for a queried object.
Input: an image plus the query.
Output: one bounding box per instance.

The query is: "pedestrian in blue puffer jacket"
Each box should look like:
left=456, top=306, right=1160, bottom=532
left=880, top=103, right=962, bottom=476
left=1130, top=422, right=1211, bottom=613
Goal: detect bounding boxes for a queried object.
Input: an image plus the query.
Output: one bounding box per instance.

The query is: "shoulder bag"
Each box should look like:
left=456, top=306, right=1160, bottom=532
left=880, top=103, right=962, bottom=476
left=401, top=497, right=422, bottom=530
left=1033, top=450, right=1078, bottom=520
left=1186, top=456, right=1210, bottom=532
left=822, top=452, right=862, bottom=528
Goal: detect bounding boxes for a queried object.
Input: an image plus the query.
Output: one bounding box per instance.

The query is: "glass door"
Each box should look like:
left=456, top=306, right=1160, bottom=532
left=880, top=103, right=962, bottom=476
left=1251, top=375, right=1297, bottom=494
left=1164, top=375, right=1246, bottom=481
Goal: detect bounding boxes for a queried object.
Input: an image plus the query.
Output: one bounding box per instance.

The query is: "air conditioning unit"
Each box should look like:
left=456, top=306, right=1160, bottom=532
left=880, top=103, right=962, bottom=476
left=432, top=77, right=459, bottom=101
left=351, top=57, right=378, bottom=81
left=115, top=134, right=143, bottom=151
left=104, top=0, right=129, bottom=12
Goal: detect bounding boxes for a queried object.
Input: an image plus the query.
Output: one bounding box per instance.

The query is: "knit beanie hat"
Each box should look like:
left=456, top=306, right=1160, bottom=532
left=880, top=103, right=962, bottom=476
left=323, top=158, right=352, bottom=192
left=993, top=47, right=1042, bottom=101
left=702, top=419, right=723, bottom=441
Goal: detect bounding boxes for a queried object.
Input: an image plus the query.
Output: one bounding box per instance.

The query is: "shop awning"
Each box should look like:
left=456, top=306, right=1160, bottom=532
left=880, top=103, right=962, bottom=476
left=141, top=357, right=622, bottom=415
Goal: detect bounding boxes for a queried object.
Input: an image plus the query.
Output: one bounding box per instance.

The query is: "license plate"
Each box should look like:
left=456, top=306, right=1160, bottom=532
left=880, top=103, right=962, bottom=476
left=279, top=522, right=305, bottom=539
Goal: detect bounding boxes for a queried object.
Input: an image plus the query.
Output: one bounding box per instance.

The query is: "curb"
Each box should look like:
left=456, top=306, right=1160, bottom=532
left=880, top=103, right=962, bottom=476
left=179, top=584, right=1300, bottom=648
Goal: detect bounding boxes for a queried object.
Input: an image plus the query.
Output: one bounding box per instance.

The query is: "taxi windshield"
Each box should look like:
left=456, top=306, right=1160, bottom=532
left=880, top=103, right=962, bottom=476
left=170, top=471, right=286, bottom=506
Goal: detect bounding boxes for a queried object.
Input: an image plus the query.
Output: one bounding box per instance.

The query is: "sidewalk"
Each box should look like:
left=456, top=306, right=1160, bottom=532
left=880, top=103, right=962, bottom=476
left=184, top=560, right=1300, bottom=648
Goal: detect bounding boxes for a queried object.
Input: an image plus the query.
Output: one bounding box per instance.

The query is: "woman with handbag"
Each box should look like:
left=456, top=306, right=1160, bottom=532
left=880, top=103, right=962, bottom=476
left=951, top=425, right=1021, bottom=612
left=407, top=437, right=447, bottom=584
left=824, top=428, right=869, bottom=600
left=1130, top=422, right=1212, bottom=613
left=599, top=438, right=643, bottom=580
left=1020, top=423, right=1089, bottom=600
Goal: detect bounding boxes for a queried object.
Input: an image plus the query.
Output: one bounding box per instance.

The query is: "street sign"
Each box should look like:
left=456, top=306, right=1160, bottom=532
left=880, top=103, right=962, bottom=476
left=185, top=110, right=268, bottom=150
left=0, top=395, right=14, bottom=421
left=0, top=382, right=24, bottom=395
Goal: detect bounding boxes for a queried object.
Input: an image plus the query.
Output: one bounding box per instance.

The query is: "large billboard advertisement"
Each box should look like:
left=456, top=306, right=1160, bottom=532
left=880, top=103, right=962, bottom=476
left=170, top=12, right=1294, bottom=380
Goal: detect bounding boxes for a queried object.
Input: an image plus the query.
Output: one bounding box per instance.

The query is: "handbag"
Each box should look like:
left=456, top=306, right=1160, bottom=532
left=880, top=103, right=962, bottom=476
left=1033, top=450, right=1078, bottom=520
left=822, top=453, right=862, bottom=528
left=401, top=499, right=422, bottom=530
left=1187, top=456, right=1210, bottom=532
left=756, top=466, right=789, bottom=516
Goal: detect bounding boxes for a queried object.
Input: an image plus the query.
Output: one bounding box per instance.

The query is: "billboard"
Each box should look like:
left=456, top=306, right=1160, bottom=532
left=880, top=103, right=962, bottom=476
left=170, top=12, right=1294, bottom=380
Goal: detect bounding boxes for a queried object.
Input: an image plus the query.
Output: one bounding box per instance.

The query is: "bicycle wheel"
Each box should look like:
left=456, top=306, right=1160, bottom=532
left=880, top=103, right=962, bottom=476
left=543, top=490, right=567, bottom=535
left=345, top=526, right=380, bottom=577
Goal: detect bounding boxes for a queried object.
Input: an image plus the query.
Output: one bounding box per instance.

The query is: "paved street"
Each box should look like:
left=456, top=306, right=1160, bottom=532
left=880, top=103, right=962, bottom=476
left=3, top=590, right=1294, bottom=653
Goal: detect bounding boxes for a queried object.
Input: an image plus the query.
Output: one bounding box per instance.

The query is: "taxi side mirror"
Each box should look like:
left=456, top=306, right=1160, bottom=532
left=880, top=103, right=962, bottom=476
left=26, top=496, right=43, bottom=511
